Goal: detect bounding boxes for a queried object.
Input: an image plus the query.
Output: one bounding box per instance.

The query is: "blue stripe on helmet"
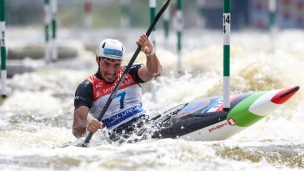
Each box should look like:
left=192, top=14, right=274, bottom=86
left=103, top=48, right=123, bottom=57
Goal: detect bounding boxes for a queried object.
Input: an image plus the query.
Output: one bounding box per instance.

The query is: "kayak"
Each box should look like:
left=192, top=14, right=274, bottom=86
left=61, top=86, right=299, bottom=147
left=146, top=86, right=300, bottom=141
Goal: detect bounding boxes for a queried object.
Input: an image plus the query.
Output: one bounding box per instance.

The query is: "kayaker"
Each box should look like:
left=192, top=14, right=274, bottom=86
left=72, top=33, right=162, bottom=141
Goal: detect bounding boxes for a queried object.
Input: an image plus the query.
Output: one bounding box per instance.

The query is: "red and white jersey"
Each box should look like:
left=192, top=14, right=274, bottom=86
left=86, top=68, right=145, bottom=129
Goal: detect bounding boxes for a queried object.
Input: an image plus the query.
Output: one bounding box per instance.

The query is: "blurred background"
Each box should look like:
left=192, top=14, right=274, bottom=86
left=1, top=1, right=304, bottom=170
left=3, top=0, right=304, bottom=77
left=6, top=0, right=304, bottom=29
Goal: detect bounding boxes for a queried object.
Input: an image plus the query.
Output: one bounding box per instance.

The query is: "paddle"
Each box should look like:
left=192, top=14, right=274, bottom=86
left=81, top=0, right=172, bottom=147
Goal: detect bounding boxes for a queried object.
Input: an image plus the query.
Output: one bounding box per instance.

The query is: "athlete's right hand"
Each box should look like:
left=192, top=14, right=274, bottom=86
left=86, top=118, right=103, bottom=134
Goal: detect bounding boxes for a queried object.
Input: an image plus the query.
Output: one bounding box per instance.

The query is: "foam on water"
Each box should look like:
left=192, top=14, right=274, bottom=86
left=0, top=28, right=304, bottom=171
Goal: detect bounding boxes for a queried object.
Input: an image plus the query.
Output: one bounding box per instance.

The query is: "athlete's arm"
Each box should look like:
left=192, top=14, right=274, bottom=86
left=72, top=79, right=102, bottom=138
left=73, top=106, right=89, bottom=138
left=136, top=33, right=162, bottom=82
left=73, top=106, right=103, bottom=138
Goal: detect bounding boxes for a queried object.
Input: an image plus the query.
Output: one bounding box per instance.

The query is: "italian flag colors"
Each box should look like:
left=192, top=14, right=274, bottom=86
left=227, top=86, right=299, bottom=127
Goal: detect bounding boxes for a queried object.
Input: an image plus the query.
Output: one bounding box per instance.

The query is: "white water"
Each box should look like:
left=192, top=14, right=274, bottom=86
left=0, top=27, right=304, bottom=171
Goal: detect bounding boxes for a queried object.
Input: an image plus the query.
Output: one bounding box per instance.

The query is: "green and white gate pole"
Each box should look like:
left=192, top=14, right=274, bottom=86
left=268, top=0, right=276, bottom=30
left=268, top=0, right=276, bottom=41
left=150, top=0, right=156, bottom=47
left=163, top=0, right=170, bottom=48
left=0, top=0, right=7, bottom=98
left=121, top=0, right=130, bottom=28
left=223, top=0, right=230, bottom=112
left=84, top=0, right=92, bottom=28
left=51, top=0, right=57, bottom=62
left=176, top=0, right=183, bottom=75
left=150, top=0, right=157, bottom=103
left=44, top=0, right=51, bottom=63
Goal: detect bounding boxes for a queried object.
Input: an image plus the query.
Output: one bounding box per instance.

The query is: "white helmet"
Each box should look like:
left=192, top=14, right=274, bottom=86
left=96, top=39, right=125, bottom=60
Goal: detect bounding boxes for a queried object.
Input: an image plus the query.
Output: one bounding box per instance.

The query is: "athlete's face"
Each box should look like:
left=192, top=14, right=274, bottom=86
left=97, top=57, right=122, bottom=84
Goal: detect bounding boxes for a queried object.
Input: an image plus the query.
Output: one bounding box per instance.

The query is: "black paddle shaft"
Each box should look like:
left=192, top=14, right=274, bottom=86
left=82, top=0, right=172, bottom=147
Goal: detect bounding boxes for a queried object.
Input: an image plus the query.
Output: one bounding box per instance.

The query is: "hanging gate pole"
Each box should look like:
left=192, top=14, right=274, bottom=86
left=0, top=0, right=7, bottom=98
left=223, top=0, right=231, bottom=111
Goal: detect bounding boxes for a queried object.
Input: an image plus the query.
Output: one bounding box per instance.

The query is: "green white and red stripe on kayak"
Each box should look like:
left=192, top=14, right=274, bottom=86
left=61, top=86, right=300, bottom=147
left=147, top=86, right=300, bottom=141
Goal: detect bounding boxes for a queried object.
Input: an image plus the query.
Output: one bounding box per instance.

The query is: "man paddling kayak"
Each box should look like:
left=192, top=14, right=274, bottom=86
left=72, top=33, right=162, bottom=141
